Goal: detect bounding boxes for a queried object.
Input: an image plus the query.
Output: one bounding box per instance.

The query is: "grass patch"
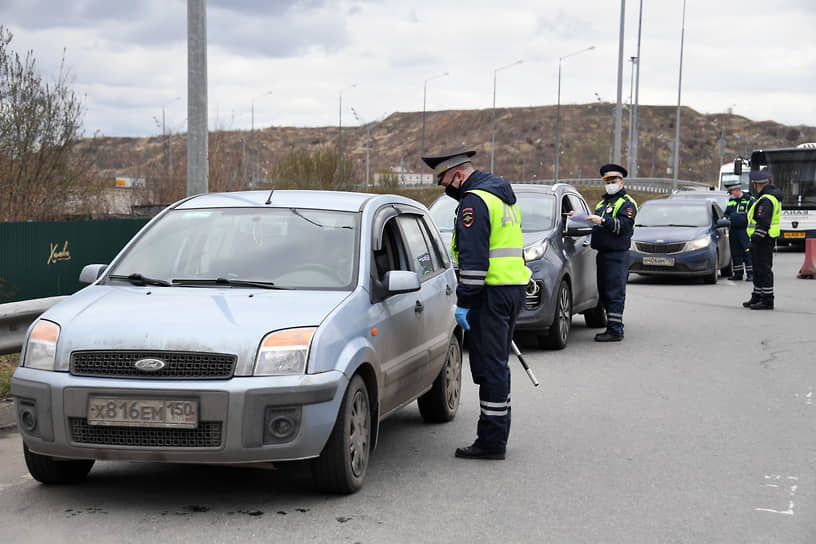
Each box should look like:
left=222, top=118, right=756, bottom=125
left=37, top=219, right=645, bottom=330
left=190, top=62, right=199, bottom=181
left=0, top=354, right=19, bottom=399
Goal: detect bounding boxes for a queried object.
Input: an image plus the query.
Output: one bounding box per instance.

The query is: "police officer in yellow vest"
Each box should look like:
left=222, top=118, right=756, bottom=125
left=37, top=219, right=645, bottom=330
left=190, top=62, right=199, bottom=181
left=422, top=150, right=530, bottom=460
left=588, top=164, right=637, bottom=341
left=744, top=170, right=783, bottom=310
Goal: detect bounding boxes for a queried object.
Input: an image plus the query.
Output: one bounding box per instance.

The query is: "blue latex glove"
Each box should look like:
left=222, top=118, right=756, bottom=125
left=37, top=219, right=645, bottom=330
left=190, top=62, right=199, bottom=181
left=455, top=306, right=471, bottom=330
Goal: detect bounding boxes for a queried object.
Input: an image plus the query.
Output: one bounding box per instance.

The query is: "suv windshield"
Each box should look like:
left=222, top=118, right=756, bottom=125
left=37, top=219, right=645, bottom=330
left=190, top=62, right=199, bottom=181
left=108, top=208, right=359, bottom=290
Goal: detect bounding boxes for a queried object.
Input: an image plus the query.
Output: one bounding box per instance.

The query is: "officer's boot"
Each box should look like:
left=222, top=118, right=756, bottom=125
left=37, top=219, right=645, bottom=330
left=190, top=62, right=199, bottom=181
left=727, top=273, right=743, bottom=281
left=750, top=295, right=774, bottom=310
left=742, top=293, right=760, bottom=308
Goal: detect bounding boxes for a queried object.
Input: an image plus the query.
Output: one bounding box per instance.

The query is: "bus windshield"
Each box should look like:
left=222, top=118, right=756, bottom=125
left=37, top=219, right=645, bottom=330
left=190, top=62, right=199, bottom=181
left=751, top=146, right=816, bottom=209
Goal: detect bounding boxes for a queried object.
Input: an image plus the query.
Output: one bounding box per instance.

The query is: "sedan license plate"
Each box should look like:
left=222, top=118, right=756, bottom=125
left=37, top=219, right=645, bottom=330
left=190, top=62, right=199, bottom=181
left=642, top=256, right=675, bottom=266
left=87, top=397, right=198, bottom=428
left=783, top=232, right=805, bottom=239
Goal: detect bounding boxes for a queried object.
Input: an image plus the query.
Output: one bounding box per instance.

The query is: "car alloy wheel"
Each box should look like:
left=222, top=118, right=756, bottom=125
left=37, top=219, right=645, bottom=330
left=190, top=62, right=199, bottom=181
left=541, top=279, right=572, bottom=350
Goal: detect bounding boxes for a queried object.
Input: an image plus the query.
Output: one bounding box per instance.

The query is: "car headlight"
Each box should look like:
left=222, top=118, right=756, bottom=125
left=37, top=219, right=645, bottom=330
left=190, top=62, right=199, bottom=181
left=523, top=242, right=548, bottom=262
left=629, top=240, right=639, bottom=252
left=254, top=327, right=316, bottom=376
left=24, top=320, right=60, bottom=371
left=685, top=237, right=711, bottom=251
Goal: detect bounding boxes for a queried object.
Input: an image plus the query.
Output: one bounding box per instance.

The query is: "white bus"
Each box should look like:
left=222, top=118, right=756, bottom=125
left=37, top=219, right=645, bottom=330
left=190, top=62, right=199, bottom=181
left=750, top=143, right=816, bottom=246
left=717, top=158, right=750, bottom=192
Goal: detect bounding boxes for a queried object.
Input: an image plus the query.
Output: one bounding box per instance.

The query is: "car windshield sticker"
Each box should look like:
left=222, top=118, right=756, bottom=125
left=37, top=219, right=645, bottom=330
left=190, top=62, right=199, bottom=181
left=461, top=207, right=474, bottom=228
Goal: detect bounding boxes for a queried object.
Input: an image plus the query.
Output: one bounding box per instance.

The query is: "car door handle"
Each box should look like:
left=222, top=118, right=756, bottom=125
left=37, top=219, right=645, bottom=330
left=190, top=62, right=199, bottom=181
left=583, top=239, right=591, bottom=247
left=414, top=300, right=424, bottom=314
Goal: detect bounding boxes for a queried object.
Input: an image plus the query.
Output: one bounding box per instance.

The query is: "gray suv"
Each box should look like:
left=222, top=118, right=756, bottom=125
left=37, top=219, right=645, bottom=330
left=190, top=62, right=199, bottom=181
left=429, top=183, right=605, bottom=350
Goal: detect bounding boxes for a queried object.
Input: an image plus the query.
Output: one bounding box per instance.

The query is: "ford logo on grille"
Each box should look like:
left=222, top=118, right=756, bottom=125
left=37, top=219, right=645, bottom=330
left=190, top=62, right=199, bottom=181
left=134, top=358, right=166, bottom=371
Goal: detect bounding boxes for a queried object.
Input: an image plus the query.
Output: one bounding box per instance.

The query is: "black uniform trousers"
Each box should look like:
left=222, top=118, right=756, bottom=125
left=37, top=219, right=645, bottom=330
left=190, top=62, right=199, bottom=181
left=466, top=284, right=525, bottom=453
left=750, top=238, right=774, bottom=300
left=597, top=250, right=629, bottom=337
left=729, top=229, right=753, bottom=279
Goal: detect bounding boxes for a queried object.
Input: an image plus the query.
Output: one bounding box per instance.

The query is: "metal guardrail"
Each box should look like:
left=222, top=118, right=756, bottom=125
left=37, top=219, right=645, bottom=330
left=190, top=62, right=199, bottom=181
left=401, top=177, right=710, bottom=194
left=0, top=296, right=67, bottom=355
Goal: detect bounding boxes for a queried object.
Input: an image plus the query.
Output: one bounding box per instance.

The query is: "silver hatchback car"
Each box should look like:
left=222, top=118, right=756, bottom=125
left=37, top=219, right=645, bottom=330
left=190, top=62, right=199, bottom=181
left=12, top=190, right=462, bottom=493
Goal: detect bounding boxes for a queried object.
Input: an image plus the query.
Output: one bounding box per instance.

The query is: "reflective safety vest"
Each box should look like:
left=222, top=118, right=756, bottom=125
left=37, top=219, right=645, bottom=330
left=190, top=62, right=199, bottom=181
left=594, top=193, right=638, bottom=218
left=747, top=193, right=781, bottom=238
left=452, top=189, right=531, bottom=286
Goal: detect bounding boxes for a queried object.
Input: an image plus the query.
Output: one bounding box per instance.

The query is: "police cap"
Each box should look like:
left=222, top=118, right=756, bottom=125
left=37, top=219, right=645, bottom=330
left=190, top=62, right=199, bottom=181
left=723, top=181, right=741, bottom=190
left=422, top=151, right=476, bottom=184
left=600, top=163, right=628, bottom=180
left=749, top=170, right=771, bottom=182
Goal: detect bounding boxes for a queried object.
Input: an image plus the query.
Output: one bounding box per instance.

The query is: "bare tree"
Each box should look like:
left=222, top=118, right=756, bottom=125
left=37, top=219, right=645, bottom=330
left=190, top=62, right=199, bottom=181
left=0, top=26, right=100, bottom=221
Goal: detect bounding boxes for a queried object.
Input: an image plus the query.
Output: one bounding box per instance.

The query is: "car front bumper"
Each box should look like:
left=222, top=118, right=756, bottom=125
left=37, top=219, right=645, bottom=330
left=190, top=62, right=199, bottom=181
left=628, top=247, right=715, bottom=276
left=11, top=366, right=347, bottom=464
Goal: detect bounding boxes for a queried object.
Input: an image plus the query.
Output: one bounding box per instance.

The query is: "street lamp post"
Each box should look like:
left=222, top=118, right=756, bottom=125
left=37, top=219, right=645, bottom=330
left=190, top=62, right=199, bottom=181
left=250, top=90, right=274, bottom=188
left=627, top=56, right=637, bottom=175
left=491, top=59, right=523, bottom=173
left=337, top=84, right=357, bottom=186
left=351, top=107, right=372, bottom=189
left=672, top=0, right=687, bottom=190
left=555, top=46, right=594, bottom=183
left=421, top=72, right=449, bottom=186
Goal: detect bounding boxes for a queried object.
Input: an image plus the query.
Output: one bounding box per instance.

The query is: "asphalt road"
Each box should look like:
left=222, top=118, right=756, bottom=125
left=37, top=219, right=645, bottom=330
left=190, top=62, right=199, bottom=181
left=1, top=250, right=814, bottom=543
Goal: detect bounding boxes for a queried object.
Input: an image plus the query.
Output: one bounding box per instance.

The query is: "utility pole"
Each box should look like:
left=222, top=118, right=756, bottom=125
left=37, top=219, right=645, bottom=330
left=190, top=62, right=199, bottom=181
left=672, top=0, right=687, bottom=190
left=614, top=0, right=625, bottom=163
left=632, top=0, right=643, bottom=178
left=186, top=0, right=208, bottom=196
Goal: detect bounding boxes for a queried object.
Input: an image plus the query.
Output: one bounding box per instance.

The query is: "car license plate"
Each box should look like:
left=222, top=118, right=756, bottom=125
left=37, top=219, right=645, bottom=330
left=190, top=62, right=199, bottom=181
left=87, top=397, right=198, bottom=428
left=783, top=232, right=806, bottom=239
left=642, top=256, right=675, bottom=266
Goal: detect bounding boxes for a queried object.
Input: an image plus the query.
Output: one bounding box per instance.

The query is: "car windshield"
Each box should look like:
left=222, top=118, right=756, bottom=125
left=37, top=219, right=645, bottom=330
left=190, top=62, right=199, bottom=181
left=429, top=192, right=555, bottom=232
left=108, top=207, right=359, bottom=290
left=636, top=204, right=709, bottom=227
left=671, top=191, right=729, bottom=211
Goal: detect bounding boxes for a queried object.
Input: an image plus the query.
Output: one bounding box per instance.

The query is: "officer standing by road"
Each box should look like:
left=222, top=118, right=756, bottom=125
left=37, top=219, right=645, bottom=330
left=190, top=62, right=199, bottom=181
left=744, top=170, right=783, bottom=310
left=422, top=150, right=530, bottom=460
left=723, top=181, right=755, bottom=281
left=587, top=164, right=637, bottom=342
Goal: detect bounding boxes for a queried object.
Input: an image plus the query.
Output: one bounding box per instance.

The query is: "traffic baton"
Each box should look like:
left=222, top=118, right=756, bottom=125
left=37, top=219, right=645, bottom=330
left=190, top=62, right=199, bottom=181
left=511, top=340, right=539, bottom=387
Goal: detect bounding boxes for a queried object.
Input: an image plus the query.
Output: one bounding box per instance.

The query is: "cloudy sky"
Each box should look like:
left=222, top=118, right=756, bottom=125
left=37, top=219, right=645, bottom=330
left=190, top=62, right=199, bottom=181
left=2, top=0, right=815, bottom=138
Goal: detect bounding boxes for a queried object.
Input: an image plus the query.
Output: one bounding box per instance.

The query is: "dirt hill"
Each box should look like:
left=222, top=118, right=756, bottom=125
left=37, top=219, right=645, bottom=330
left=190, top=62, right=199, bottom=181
left=91, top=103, right=816, bottom=187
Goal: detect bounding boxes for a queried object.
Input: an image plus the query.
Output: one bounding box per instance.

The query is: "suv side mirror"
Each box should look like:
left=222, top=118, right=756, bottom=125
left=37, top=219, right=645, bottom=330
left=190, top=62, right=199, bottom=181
left=565, top=218, right=593, bottom=237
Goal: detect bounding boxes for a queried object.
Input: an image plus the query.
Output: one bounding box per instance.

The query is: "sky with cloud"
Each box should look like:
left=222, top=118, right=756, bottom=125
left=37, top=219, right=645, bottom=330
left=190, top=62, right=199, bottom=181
left=2, top=0, right=815, bottom=138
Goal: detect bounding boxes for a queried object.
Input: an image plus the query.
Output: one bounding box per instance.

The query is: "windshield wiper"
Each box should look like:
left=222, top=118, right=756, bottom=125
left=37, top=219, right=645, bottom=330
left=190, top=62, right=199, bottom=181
left=172, top=277, right=281, bottom=289
left=291, top=208, right=352, bottom=229
left=109, top=273, right=171, bottom=287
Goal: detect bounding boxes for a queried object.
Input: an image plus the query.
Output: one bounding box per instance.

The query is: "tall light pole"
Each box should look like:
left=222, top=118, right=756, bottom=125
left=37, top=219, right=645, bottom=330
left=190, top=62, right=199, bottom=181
left=555, top=46, right=594, bottom=183
left=614, top=0, right=626, bottom=164
left=250, top=90, right=273, bottom=188
left=337, top=84, right=357, bottom=186
left=627, top=56, right=637, bottom=176
left=491, top=59, right=523, bottom=173
left=631, top=0, right=644, bottom=178
left=421, top=71, right=449, bottom=186
left=672, top=0, right=687, bottom=190
left=351, top=106, right=372, bottom=189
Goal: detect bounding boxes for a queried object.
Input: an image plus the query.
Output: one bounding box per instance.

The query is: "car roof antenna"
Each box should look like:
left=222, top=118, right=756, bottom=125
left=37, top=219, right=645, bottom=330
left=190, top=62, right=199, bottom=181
left=264, top=189, right=274, bottom=205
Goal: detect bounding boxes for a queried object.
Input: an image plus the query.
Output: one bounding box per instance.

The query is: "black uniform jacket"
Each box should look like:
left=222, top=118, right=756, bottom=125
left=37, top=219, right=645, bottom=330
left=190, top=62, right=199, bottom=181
left=590, top=188, right=637, bottom=252
left=751, top=184, right=784, bottom=240
left=453, top=170, right=518, bottom=309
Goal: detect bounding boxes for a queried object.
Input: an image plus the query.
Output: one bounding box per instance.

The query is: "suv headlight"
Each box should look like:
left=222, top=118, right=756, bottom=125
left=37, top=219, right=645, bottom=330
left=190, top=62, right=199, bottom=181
left=254, top=327, right=316, bottom=376
left=24, top=320, right=60, bottom=371
left=523, top=242, right=548, bottom=262
left=685, top=237, right=711, bottom=251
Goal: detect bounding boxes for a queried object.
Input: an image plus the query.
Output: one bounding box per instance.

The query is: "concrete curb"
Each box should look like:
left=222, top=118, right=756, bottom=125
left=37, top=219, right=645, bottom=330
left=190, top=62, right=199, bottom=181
left=0, top=398, right=16, bottom=432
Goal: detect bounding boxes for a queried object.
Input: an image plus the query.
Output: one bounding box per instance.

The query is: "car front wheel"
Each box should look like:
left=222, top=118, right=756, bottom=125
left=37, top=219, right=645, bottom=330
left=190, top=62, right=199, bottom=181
left=704, top=251, right=719, bottom=284
left=312, top=375, right=371, bottom=494
left=23, top=443, right=94, bottom=484
left=540, top=279, right=572, bottom=350
left=418, top=334, right=462, bottom=422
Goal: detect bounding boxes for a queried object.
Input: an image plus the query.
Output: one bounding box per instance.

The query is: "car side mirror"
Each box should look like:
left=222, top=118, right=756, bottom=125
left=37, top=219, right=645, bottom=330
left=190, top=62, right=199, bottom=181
left=384, top=270, right=421, bottom=295
left=715, top=218, right=730, bottom=229
left=79, top=264, right=107, bottom=284
left=565, top=218, right=593, bottom=237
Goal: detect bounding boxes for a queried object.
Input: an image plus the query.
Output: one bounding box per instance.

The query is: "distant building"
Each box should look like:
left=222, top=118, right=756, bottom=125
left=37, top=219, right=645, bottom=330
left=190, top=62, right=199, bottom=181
left=373, top=167, right=434, bottom=186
